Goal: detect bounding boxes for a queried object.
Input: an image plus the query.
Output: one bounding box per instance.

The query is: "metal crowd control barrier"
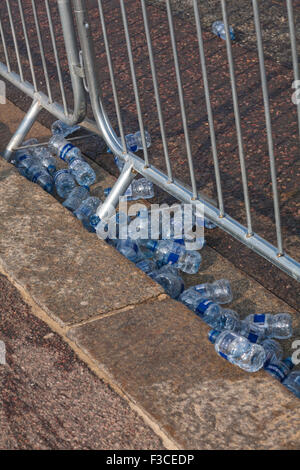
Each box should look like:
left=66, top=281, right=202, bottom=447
left=0, top=0, right=88, bottom=160
left=72, top=0, right=300, bottom=282
left=0, top=0, right=299, bottom=282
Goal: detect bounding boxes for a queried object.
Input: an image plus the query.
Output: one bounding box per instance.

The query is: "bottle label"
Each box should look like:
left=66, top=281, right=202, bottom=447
left=196, top=300, right=214, bottom=315
left=167, top=252, right=180, bottom=264
left=247, top=332, right=259, bottom=343
left=32, top=171, right=43, bottom=183
left=60, top=143, right=74, bottom=161
left=265, top=364, right=285, bottom=382
left=253, top=314, right=266, bottom=324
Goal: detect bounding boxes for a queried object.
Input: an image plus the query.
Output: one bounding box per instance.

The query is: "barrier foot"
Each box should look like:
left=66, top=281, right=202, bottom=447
left=97, top=161, right=136, bottom=220
left=4, top=100, right=43, bottom=162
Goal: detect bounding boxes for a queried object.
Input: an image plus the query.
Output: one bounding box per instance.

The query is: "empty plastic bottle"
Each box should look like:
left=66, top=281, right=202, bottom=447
left=135, top=259, right=158, bottom=275
left=51, top=120, right=81, bottom=137
left=261, top=339, right=283, bottom=366
left=49, top=135, right=83, bottom=163
left=116, top=239, right=141, bottom=262
left=212, top=21, right=235, bottom=41
left=68, top=157, right=96, bottom=187
left=193, top=279, right=232, bottom=304
left=264, top=357, right=294, bottom=382
left=54, top=169, right=77, bottom=198
left=31, top=147, right=57, bottom=174
left=234, top=319, right=266, bottom=344
left=62, top=186, right=90, bottom=212
left=149, top=265, right=184, bottom=299
left=245, top=313, right=293, bottom=340
left=74, top=196, right=101, bottom=222
left=15, top=152, right=38, bottom=177
left=283, top=371, right=300, bottom=399
left=27, top=163, right=54, bottom=193
left=208, top=329, right=266, bottom=373
left=139, top=240, right=202, bottom=274
left=216, top=309, right=240, bottom=332
left=105, top=178, right=154, bottom=201
left=108, top=130, right=151, bottom=154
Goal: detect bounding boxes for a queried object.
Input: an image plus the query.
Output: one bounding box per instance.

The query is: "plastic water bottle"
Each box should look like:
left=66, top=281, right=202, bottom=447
left=54, top=169, right=77, bottom=198
left=27, top=163, right=54, bottom=193
left=51, top=120, right=81, bottom=137
left=212, top=21, right=235, bottom=41
left=234, top=319, right=266, bottom=344
left=135, top=259, right=158, bottom=275
left=15, top=152, right=38, bottom=177
left=104, top=178, right=154, bottom=201
left=116, top=239, right=141, bottom=262
left=62, top=186, right=90, bottom=212
left=261, top=339, right=283, bottom=366
left=208, top=329, right=266, bottom=372
left=283, top=371, right=300, bottom=399
left=193, top=279, right=233, bottom=304
left=149, top=265, right=184, bottom=299
left=68, top=157, right=96, bottom=187
left=138, top=239, right=202, bottom=274
left=108, top=130, right=151, bottom=154
left=264, top=357, right=294, bottom=382
left=49, top=135, right=83, bottom=163
left=31, top=147, right=57, bottom=174
left=245, top=313, right=293, bottom=339
left=74, top=196, right=101, bottom=222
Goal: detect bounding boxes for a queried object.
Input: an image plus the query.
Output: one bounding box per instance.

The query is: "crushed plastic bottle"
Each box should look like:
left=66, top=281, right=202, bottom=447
left=108, top=130, right=151, bottom=154
left=62, top=186, right=90, bottom=212
left=192, top=279, right=232, bottom=304
left=245, top=313, right=293, bottom=340
left=234, top=319, right=266, bottom=344
left=261, top=339, right=283, bottom=366
left=31, top=146, right=57, bottom=174
left=51, top=120, right=81, bottom=137
left=54, top=169, right=77, bottom=198
left=27, top=163, right=54, bottom=193
left=49, top=135, right=83, bottom=163
left=104, top=178, right=154, bottom=201
left=68, top=157, right=96, bottom=187
left=208, top=329, right=266, bottom=372
left=264, top=357, right=294, bottom=382
left=135, top=259, right=158, bottom=275
left=116, top=238, right=141, bottom=262
left=138, top=239, right=202, bottom=274
left=149, top=265, right=184, bottom=299
left=283, top=371, right=300, bottom=399
left=74, top=196, right=101, bottom=223
left=15, top=152, right=38, bottom=177
left=212, top=21, right=235, bottom=41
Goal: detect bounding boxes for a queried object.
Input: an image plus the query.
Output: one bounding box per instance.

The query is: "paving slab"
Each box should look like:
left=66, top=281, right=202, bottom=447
left=0, top=159, right=163, bottom=326
left=68, top=296, right=300, bottom=450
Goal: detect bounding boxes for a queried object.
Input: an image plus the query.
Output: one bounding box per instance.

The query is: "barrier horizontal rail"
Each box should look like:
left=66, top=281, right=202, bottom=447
left=72, top=0, right=300, bottom=281
left=0, top=0, right=87, bottom=160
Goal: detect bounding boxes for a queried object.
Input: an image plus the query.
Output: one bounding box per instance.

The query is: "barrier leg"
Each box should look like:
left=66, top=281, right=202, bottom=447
left=3, top=99, right=43, bottom=162
left=97, top=161, right=136, bottom=220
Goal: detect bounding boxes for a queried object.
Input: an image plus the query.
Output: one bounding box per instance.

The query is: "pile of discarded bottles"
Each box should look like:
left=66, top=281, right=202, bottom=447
left=9, top=120, right=299, bottom=399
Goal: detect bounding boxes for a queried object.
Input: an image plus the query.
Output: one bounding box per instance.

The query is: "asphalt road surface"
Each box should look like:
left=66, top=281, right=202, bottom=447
left=0, top=273, right=164, bottom=450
